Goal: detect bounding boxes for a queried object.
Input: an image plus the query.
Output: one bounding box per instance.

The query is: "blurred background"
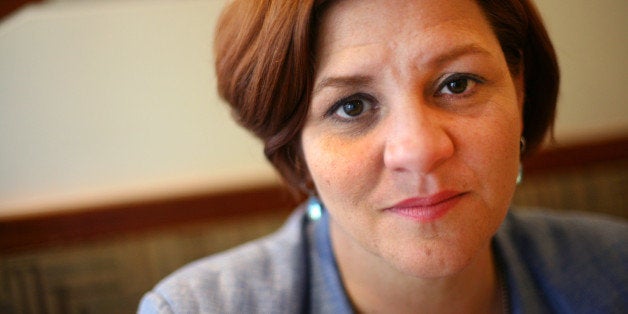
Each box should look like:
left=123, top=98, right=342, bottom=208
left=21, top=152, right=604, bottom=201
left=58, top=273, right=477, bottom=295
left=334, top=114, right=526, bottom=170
left=0, top=0, right=626, bottom=312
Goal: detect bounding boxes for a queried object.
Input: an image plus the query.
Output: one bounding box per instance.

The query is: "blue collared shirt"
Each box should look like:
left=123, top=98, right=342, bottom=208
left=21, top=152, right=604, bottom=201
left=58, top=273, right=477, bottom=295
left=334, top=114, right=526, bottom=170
left=139, top=205, right=627, bottom=313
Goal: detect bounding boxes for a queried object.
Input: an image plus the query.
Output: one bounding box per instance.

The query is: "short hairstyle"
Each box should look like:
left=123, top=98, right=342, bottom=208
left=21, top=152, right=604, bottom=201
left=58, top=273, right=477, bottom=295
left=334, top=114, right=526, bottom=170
left=214, top=0, right=559, bottom=195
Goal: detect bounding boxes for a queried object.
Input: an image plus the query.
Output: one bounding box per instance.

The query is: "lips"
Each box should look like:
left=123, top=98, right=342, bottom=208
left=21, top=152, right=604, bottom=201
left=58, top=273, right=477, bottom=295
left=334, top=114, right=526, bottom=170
left=385, top=191, right=466, bottom=222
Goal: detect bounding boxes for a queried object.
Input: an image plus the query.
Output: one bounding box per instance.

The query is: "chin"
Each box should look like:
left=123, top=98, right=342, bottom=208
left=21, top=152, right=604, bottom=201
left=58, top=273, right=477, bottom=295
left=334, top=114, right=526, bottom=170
left=380, top=211, right=498, bottom=279
left=391, top=240, right=485, bottom=279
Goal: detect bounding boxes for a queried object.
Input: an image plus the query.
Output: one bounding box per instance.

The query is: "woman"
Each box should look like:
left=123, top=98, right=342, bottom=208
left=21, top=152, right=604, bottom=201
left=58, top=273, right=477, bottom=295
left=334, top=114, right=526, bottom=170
left=140, top=0, right=627, bottom=313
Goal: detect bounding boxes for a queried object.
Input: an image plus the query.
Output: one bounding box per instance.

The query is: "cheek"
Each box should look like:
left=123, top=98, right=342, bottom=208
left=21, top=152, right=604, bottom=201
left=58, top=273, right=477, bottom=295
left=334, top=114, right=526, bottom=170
left=478, top=119, right=519, bottom=162
left=302, top=132, right=381, bottom=202
left=467, top=102, right=522, bottom=197
left=472, top=95, right=522, bottom=155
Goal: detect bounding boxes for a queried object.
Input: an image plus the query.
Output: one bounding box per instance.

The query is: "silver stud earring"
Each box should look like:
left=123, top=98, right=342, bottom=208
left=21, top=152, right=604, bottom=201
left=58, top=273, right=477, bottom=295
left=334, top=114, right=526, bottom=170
left=307, top=196, right=323, bottom=221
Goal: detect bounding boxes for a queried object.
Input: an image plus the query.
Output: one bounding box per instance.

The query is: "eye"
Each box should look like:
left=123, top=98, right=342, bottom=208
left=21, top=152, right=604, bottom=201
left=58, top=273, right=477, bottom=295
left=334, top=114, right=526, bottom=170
left=443, top=78, right=471, bottom=94
left=338, top=99, right=366, bottom=117
left=437, top=73, right=483, bottom=96
left=329, top=93, right=376, bottom=120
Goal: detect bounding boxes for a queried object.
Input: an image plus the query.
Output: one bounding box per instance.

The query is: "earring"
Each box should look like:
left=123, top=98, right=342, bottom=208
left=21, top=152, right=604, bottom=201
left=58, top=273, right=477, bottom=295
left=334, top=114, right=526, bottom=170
left=516, top=164, right=523, bottom=185
left=517, top=136, right=526, bottom=185
left=307, top=195, right=323, bottom=221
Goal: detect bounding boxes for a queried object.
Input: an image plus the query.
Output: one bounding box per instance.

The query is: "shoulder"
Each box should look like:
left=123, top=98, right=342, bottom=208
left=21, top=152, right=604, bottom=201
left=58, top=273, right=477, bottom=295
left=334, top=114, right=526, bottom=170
left=138, top=209, right=309, bottom=313
left=496, top=209, right=628, bottom=312
left=500, top=209, right=627, bottom=259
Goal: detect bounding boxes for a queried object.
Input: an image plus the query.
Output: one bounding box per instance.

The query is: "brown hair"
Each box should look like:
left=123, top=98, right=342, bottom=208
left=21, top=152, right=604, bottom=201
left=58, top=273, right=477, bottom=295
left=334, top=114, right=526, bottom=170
left=214, top=0, right=559, bottom=195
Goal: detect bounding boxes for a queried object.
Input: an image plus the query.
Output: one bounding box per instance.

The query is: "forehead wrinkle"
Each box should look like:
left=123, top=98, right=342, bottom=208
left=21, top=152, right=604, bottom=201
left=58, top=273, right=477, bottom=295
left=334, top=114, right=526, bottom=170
left=312, top=42, right=495, bottom=99
left=313, top=0, right=503, bottom=98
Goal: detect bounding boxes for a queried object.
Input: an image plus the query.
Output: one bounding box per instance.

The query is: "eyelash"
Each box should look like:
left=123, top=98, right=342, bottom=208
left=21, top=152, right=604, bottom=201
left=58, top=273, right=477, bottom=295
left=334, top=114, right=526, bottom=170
left=325, top=92, right=378, bottom=122
left=435, top=73, right=485, bottom=97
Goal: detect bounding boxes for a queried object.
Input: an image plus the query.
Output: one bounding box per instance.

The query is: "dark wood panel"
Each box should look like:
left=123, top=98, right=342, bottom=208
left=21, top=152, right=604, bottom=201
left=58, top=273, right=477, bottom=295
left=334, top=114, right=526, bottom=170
left=524, top=135, right=628, bottom=173
left=0, top=185, right=301, bottom=253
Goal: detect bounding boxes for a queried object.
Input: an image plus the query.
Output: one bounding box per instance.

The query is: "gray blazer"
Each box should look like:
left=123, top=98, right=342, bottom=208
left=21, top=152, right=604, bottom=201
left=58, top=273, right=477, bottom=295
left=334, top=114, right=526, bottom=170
left=139, top=205, right=628, bottom=313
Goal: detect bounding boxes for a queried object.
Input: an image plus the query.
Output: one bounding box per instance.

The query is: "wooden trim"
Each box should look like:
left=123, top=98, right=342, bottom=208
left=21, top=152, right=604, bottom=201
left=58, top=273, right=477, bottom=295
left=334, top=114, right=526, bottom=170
left=0, top=185, right=301, bottom=253
left=1, top=135, right=626, bottom=253
left=524, top=135, right=628, bottom=174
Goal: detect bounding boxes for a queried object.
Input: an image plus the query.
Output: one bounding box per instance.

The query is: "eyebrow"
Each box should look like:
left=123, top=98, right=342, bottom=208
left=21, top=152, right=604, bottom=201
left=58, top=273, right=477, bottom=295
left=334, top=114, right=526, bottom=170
left=312, top=43, right=492, bottom=96
left=429, top=43, right=492, bottom=67
left=313, top=74, right=373, bottom=96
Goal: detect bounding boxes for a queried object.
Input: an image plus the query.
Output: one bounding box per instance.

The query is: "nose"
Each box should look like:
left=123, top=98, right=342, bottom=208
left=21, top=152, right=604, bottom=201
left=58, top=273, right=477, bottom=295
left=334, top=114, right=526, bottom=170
left=383, top=101, right=455, bottom=175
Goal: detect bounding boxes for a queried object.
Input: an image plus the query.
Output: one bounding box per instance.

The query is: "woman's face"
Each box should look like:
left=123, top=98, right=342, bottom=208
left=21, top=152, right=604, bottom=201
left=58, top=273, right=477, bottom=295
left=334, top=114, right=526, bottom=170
left=301, top=0, right=523, bottom=278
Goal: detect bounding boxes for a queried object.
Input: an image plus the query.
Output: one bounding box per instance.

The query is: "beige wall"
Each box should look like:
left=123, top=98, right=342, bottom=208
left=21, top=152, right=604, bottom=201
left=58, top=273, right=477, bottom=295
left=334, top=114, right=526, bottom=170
left=535, top=0, right=628, bottom=142
left=1, top=0, right=626, bottom=216
left=0, top=0, right=277, bottom=216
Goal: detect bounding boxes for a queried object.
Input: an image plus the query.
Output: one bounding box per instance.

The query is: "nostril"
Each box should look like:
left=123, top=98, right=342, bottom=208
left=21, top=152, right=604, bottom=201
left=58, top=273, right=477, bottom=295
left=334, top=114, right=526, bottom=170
left=383, top=128, right=454, bottom=174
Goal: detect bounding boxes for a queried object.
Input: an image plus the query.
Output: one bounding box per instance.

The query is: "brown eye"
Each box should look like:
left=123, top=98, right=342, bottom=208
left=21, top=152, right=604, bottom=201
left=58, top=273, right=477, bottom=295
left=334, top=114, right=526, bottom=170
left=341, top=99, right=365, bottom=117
left=437, top=73, right=483, bottom=96
left=330, top=93, right=376, bottom=121
left=445, top=78, right=469, bottom=94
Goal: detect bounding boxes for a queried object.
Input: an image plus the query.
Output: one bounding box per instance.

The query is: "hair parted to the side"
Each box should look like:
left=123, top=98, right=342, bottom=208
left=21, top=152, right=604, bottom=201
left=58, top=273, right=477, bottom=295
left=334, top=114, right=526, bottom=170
left=214, top=0, right=559, bottom=195
left=214, top=0, right=317, bottom=196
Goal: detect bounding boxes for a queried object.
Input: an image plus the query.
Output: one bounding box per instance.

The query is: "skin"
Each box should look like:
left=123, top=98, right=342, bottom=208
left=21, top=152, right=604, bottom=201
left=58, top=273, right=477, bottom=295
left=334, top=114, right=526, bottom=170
left=301, top=0, right=524, bottom=312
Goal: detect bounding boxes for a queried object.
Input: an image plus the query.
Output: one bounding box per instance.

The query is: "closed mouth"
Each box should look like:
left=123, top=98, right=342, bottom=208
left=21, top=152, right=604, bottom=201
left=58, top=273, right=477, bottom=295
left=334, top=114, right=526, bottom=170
left=385, top=191, right=467, bottom=222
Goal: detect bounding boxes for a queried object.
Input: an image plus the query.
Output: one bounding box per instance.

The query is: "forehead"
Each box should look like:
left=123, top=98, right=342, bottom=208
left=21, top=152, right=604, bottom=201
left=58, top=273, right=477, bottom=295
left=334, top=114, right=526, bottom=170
left=314, top=0, right=500, bottom=72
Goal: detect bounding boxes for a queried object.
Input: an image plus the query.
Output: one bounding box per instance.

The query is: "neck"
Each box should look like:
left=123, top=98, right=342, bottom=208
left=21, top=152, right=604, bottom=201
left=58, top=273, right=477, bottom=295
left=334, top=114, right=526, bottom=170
left=330, top=221, right=504, bottom=314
